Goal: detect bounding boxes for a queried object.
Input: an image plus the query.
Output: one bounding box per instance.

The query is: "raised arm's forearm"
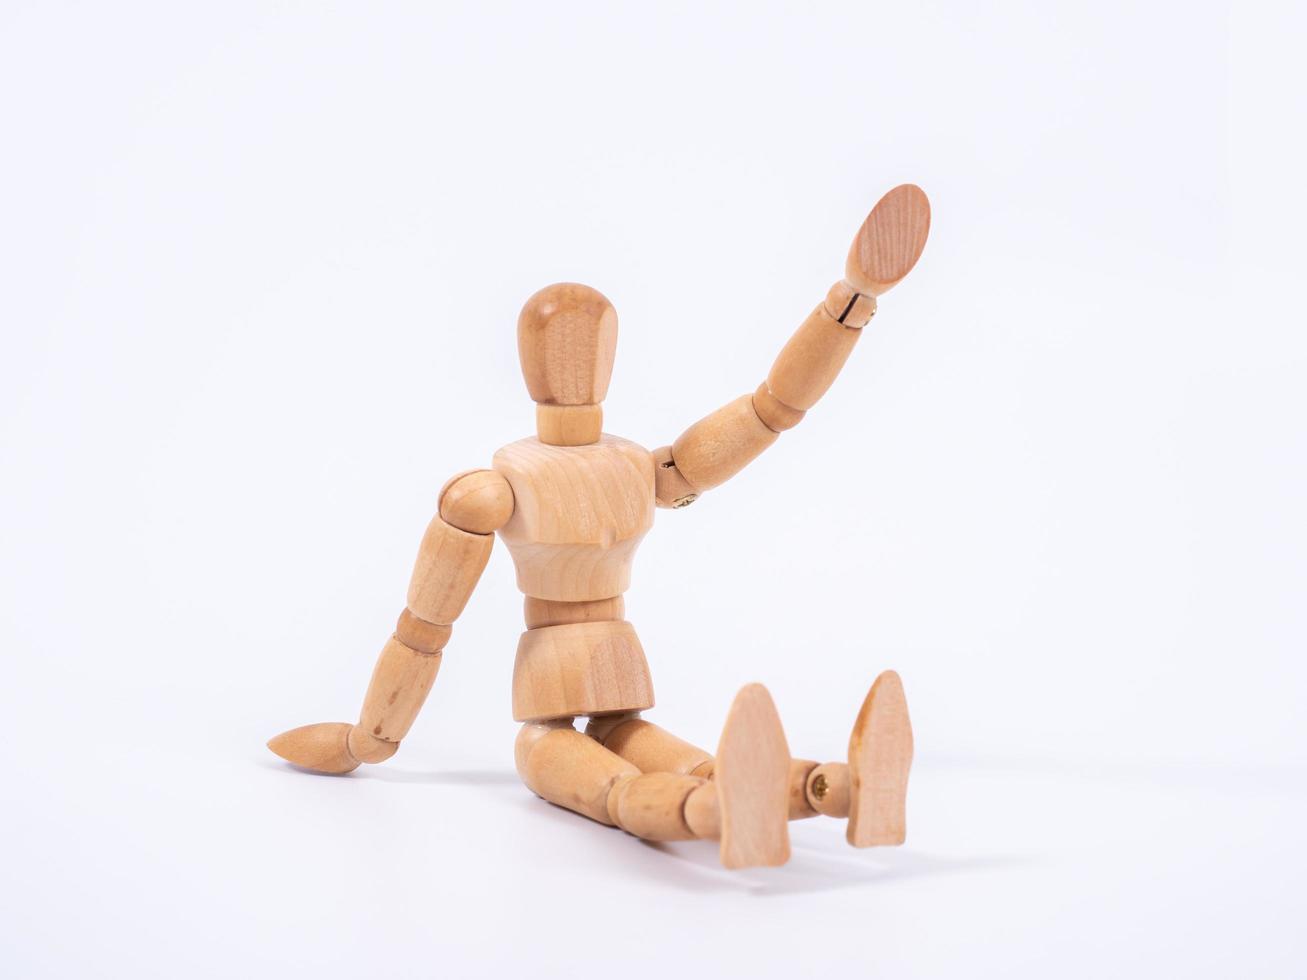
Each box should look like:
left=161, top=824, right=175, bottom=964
left=764, top=281, right=877, bottom=415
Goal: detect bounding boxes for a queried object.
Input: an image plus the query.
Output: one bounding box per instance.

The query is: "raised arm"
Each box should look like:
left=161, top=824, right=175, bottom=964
left=653, top=185, right=931, bottom=508
left=267, top=468, right=514, bottom=773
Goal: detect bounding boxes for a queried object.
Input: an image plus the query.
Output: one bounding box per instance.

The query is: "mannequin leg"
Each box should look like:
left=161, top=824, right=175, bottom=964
left=516, top=685, right=791, bottom=868
left=587, top=671, right=913, bottom=846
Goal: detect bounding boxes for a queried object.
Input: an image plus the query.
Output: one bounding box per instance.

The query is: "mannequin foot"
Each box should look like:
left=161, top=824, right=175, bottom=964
left=715, top=683, right=791, bottom=868
left=847, top=670, right=913, bottom=847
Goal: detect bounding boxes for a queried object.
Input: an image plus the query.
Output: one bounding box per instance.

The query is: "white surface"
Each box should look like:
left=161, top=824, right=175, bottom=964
left=10, top=734, right=1305, bottom=978
left=2, top=2, right=1304, bottom=977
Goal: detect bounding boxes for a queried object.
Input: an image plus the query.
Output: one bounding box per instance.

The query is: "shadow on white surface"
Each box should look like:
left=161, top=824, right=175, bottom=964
left=263, top=758, right=1035, bottom=896
left=352, top=764, right=523, bottom=786
left=644, top=838, right=1033, bottom=897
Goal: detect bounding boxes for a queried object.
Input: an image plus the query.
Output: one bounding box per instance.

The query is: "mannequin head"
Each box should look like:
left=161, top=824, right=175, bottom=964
left=517, top=283, right=617, bottom=445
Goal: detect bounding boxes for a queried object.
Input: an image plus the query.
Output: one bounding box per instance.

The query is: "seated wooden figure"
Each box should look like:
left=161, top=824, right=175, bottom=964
left=269, top=184, right=931, bottom=868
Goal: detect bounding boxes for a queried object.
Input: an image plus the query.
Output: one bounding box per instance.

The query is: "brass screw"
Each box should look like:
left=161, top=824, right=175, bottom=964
left=673, top=494, right=697, bottom=508
left=811, top=773, right=829, bottom=800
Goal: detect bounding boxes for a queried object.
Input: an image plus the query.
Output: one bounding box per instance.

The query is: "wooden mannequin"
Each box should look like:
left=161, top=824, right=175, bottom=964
left=270, top=184, right=931, bottom=868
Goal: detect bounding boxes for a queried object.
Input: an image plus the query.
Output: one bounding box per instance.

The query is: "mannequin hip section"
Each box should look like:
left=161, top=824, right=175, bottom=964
left=511, top=597, right=653, bottom=722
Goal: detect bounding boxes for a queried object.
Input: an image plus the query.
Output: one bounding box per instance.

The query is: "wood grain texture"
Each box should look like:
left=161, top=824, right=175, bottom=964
left=610, top=772, right=704, bottom=841
left=493, top=435, right=654, bottom=601
left=604, top=773, right=636, bottom=825
left=683, top=781, right=721, bottom=839
left=670, top=394, right=778, bottom=492
left=394, top=608, right=452, bottom=654
left=406, top=514, right=494, bottom=624
left=715, top=684, right=791, bottom=868
left=523, top=595, right=625, bottom=629
left=511, top=620, right=654, bottom=722
left=536, top=404, right=603, bottom=446
left=752, top=382, right=806, bottom=433
left=357, top=636, right=442, bottom=742
left=512, top=717, right=574, bottom=775
left=586, top=716, right=713, bottom=776
left=515, top=723, right=638, bottom=825
left=346, top=726, right=399, bottom=764
left=765, top=300, right=863, bottom=412
left=845, top=184, right=931, bottom=297
left=847, top=670, right=913, bottom=846
left=517, top=282, right=618, bottom=405
left=438, top=469, right=515, bottom=534
left=267, top=722, right=358, bottom=774
left=651, top=445, right=698, bottom=509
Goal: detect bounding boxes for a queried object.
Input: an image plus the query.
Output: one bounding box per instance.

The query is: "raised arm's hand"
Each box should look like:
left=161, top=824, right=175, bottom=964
left=267, top=469, right=514, bottom=773
left=654, top=185, right=931, bottom=508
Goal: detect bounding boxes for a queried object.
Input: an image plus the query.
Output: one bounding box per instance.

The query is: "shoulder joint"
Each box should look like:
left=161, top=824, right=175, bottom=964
left=438, top=469, right=515, bottom=533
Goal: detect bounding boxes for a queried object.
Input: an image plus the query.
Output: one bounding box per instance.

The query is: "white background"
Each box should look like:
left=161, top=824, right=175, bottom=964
left=2, top=2, right=1303, bottom=977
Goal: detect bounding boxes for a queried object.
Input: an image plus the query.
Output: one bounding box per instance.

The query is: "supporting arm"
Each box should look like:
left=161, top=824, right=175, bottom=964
left=267, top=468, right=514, bottom=773
left=653, top=184, right=931, bottom=508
